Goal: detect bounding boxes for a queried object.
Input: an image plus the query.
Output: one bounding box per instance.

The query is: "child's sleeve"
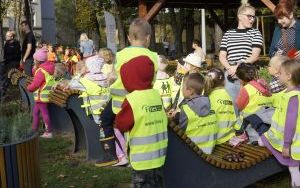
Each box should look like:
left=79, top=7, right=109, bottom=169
left=27, top=70, right=45, bottom=92
left=178, top=110, right=188, bottom=132
left=115, top=99, right=134, bottom=132
left=235, top=87, right=249, bottom=111
left=283, top=96, right=299, bottom=148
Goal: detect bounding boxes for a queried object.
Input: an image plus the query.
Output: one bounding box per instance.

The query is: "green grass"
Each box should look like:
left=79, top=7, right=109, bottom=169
left=39, top=135, right=131, bottom=188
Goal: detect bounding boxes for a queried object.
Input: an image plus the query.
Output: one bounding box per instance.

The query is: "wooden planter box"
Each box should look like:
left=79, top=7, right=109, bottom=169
left=0, top=133, right=40, bottom=188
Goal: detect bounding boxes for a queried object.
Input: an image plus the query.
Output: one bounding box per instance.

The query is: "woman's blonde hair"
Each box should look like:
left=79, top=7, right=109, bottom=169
left=80, top=33, right=89, bottom=42
left=237, top=1, right=255, bottom=15
left=99, top=48, right=114, bottom=64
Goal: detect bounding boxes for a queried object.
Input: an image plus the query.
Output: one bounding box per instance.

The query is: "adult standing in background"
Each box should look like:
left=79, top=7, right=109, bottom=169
left=219, top=3, right=263, bottom=103
left=79, top=33, right=95, bottom=58
left=269, top=0, right=300, bottom=58
left=0, top=31, right=21, bottom=99
left=20, top=20, right=36, bottom=76
left=192, top=39, right=206, bottom=63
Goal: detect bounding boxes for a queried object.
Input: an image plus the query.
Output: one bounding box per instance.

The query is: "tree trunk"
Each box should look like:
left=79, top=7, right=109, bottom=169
left=170, top=8, right=184, bottom=57
left=186, top=9, right=194, bottom=54
left=23, top=0, right=32, bottom=28
left=149, top=21, right=156, bottom=51
left=115, top=7, right=126, bottom=49
left=0, top=20, right=4, bottom=62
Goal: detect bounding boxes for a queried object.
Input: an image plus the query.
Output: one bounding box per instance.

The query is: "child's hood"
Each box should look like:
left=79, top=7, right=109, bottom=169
left=249, top=80, right=271, bottom=96
left=186, top=95, right=211, bottom=117
left=39, top=61, right=55, bottom=75
left=85, top=55, right=104, bottom=74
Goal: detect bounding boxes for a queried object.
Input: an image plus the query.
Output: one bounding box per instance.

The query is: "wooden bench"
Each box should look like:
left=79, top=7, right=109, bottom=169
left=163, top=123, right=286, bottom=188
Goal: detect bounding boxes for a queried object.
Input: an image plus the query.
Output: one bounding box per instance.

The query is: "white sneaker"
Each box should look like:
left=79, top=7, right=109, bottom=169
left=40, top=132, right=53, bottom=139
left=112, top=157, right=128, bottom=166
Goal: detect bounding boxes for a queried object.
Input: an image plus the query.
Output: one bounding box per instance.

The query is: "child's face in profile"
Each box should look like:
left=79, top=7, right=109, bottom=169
left=278, top=66, right=291, bottom=85
left=268, top=62, right=279, bottom=76
left=182, top=79, right=193, bottom=99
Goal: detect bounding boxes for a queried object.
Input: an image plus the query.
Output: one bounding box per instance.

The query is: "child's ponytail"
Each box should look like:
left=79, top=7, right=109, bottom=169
left=204, top=68, right=225, bottom=96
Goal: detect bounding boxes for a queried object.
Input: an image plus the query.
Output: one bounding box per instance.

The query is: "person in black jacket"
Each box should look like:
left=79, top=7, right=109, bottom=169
left=0, top=31, right=21, bottom=100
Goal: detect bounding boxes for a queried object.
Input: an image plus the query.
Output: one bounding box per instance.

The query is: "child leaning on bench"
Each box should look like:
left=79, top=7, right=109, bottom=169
left=262, top=59, right=300, bottom=187
left=230, top=63, right=273, bottom=146
left=114, top=50, right=168, bottom=188
left=27, top=47, right=55, bottom=138
left=168, top=73, right=218, bottom=154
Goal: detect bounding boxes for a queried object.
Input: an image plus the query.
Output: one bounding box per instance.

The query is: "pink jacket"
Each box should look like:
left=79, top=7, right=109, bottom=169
left=27, top=61, right=55, bottom=102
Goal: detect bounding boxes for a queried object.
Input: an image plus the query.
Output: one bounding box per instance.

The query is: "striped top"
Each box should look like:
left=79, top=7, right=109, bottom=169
left=220, top=28, right=263, bottom=65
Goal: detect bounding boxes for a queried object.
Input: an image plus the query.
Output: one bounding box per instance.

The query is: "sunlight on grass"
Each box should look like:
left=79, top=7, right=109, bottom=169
left=40, top=135, right=131, bottom=188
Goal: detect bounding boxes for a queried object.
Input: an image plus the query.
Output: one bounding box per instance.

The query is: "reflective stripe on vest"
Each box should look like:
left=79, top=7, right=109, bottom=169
left=242, top=84, right=273, bottom=116
left=33, top=68, right=55, bottom=102
left=183, top=104, right=218, bottom=154
left=110, top=47, right=158, bottom=114
left=209, top=88, right=237, bottom=144
left=79, top=77, right=110, bottom=116
left=153, top=78, right=172, bottom=109
left=126, top=89, right=168, bottom=170
left=265, top=90, right=300, bottom=160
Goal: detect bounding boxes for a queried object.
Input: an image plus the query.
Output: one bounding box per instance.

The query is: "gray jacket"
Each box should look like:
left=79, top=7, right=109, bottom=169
left=179, top=95, right=211, bottom=131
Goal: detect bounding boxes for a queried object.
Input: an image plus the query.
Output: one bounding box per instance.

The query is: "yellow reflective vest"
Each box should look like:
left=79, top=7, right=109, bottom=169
left=182, top=104, right=218, bottom=154
left=209, top=88, right=237, bottom=144
left=153, top=78, right=172, bottom=110
left=33, top=68, right=55, bottom=103
left=110, top=47, right=158, bottom=114
left=241, top=84, right=273, bottom=117
left=126, top=89, right=168, bottom=170
left=265, top=90, right=300, bottom=160
left=79, top=78, right=110, bottom=116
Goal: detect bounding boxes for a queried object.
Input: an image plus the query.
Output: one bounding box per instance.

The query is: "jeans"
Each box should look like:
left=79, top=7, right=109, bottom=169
left=224, top=71, right=240, bottom=116
left=23, top=58, right=34, bottom=76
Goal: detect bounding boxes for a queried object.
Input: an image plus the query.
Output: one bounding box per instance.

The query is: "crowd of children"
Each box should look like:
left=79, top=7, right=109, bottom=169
left=22, top=16, right=300, bottom=187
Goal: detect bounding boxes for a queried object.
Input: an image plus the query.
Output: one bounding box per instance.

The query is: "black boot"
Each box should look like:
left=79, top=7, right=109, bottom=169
left=95, top=136, right=118, bottom=167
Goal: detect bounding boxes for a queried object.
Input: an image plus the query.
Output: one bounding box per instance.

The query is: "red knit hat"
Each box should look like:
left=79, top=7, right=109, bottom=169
left=120, top=55, right=155, bottom=92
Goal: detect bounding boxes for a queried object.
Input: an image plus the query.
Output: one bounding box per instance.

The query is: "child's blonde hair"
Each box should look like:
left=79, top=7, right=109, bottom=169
left=99, top=48, right=114, bottom=64
left=281, top=59, right=300, bottom=86
left=269, top=55, right=290, bottom=71
left=158, top=55, right=168, bottom=71
left=129, top=18, right=152, bottom=41
left=204, top=68, right=225, bottom=95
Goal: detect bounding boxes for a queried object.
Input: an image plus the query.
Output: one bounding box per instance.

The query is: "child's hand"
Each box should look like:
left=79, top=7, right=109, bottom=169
left=282, top=146, right=290, bottom=158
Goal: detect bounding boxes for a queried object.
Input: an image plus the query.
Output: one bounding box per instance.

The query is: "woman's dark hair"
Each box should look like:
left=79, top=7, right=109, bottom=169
left=192, top=39, right=201, bottom=46
left=204, top=68, right=225, bottom=95
left=235, top=63, right=257, bottom=82
left=274, top=0, right=295, bottom=19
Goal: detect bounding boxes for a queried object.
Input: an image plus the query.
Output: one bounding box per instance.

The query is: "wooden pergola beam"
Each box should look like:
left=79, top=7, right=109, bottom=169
left=144, top=0, right=166, bottom=21
left=139, top=0, right=148, bottom=18
left=260, top=0, right=276, bottom=12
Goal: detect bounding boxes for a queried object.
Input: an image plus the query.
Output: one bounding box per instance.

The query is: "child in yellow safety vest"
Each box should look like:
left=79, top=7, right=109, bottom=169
left=154, top=55, right=172, bottom=110
left=232, top=63, right=273, bottom=146
left=168, top=73, right=218, bottom=154
left=27, top=47, right=55, bottom=138
left=204, top=68, right=237, bottom=144
left=262, top=59, right=300, bottom=187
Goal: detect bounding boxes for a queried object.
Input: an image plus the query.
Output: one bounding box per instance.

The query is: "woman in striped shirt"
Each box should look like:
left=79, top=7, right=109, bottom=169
left=219, top=3, right=263, bottom=111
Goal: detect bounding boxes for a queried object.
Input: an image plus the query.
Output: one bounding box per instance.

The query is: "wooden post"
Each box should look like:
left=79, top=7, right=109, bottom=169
left=139, top=0, right=147, bottom=18
left=261, top=16, right=266, bottom=56
left=144, top=0, right=166, bottom=21
left=260, top=0, right=276, bottom=12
